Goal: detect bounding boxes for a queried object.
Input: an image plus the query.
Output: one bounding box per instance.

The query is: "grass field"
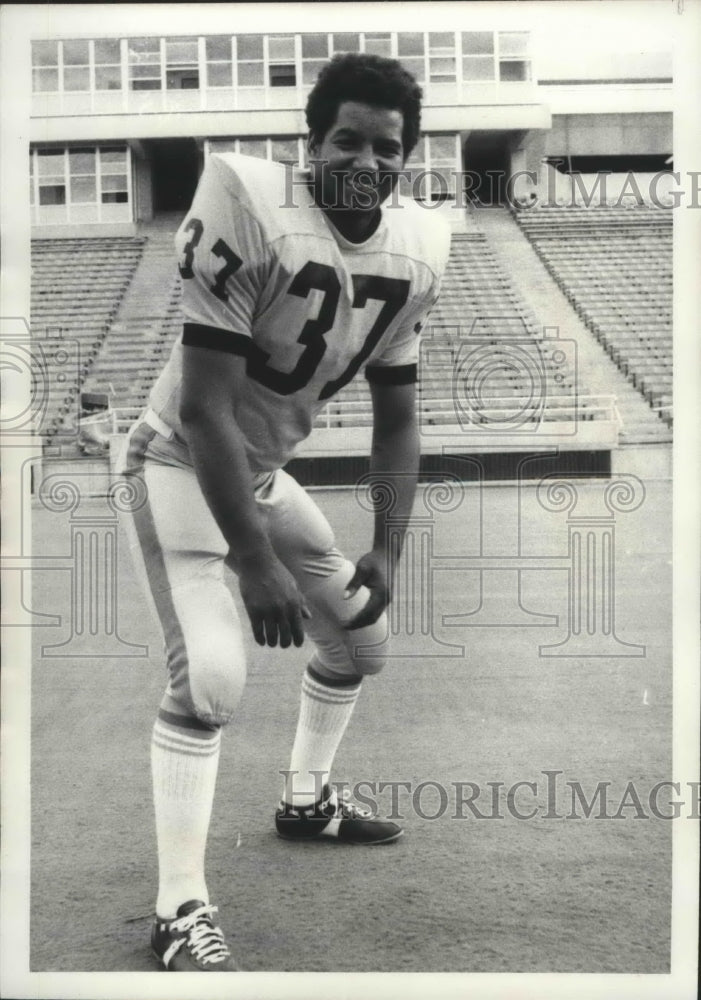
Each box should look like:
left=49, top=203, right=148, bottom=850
left=30, top=474, right=673, bottom=973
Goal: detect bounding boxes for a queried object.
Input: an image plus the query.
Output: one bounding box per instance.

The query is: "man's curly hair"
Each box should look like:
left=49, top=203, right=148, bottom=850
left=305, top=53, right=422, bottom=159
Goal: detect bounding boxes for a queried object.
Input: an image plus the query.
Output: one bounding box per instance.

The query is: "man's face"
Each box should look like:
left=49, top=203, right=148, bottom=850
left=308, top=101, right=405, bottom=213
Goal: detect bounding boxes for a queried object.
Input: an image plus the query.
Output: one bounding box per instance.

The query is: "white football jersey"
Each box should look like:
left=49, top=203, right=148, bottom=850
left=149, top=153, right=451, bottom=471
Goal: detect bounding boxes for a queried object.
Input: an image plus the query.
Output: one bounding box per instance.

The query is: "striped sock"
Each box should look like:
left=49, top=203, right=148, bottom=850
left=151, top=702, right=221, bottom=919
left=284, top=662, right=362, bottom=807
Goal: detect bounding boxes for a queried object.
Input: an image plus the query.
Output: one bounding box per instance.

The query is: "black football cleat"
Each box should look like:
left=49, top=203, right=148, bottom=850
left=151, top=899, right=239, bottom=971
left=275, top=783, right=403, bottom=845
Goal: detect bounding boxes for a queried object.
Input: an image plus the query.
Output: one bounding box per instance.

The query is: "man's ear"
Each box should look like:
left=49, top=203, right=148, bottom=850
left=307, top=132, right=320, bottom=160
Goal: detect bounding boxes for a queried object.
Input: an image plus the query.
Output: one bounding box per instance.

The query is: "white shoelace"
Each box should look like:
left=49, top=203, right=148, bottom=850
left=163, top=904, right=231, bottom=968
left=336, top=788, right=373, bottom=820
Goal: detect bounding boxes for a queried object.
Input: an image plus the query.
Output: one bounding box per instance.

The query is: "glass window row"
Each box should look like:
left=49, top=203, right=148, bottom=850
left=32, top=31, right=530, bottom=93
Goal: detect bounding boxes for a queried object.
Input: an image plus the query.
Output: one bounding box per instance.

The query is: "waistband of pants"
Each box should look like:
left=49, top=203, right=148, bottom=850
left=143, top=407, right=175, bottom=440
left=140, top=406, right=275, bottom=494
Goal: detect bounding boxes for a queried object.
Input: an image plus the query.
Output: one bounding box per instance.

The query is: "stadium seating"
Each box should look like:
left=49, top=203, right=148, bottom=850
left=513, top=206, right=672, bottom=426
left=30, top=237, right=145, bottom=443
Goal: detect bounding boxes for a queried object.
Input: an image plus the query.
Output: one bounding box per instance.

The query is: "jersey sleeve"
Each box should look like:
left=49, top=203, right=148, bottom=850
left=175, top=154, right=270, bottom=352
left=364, top=281, right=443, bottom=385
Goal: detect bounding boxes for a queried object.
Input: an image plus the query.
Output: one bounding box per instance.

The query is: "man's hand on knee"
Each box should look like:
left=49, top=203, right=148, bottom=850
left=234, top=551, right=311, bottom=648
left=343, top=550, right=391, bottom=631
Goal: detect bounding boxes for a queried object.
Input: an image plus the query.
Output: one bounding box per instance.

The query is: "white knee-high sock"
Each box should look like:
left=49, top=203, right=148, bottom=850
left=151, top=705, right=221, bottom=919
left=284, top=662, right=362, bottom=807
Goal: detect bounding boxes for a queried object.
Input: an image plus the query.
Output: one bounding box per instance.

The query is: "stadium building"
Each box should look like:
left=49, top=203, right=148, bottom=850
left=26, top=6, right=674, bottom=482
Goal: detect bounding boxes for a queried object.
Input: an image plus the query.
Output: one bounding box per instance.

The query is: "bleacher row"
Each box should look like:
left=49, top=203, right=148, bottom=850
left=30, top=237, right=146, bottom=441
left=514, top=206, right=673, bottom=425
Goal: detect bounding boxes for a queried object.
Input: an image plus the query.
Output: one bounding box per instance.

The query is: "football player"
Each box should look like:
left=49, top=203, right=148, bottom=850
left=120, top=52, right=451, bottom=971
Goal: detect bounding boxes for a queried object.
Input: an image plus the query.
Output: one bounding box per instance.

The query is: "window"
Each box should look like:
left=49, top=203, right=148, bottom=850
left=271, top=138, right=301, bottom=164
left=32, top=40, right=59, bottom=92
left=302, top=34, right=328, bottom=58
left=428, top=32, right=456, bottom=84
left=302, top=33, right=328, bottom=86
left=238, top=139, right=268, bottom=158
left=498, top=32, right=530, bottom=83
left=205, top=35, right=233, bottom=87
left=364, top=32, right=391, bottom=56
left=398, top=33, right=424, bottom=56
left=62, top=39, right=90, bottom=91
left=499, top=61, right=529, bottom=82
left=268, top=35, right=296, bottom=88
left=269, top=63, right=296, bottom=88
left=499, top=32, right=528, bottom=57
left=165, top=37, right=199, bottom=89
left=237, top=35, right=264, bottom=87
left=128, top=37, right=161, bottom=90
left=100, top=147, right=128, bottom=203
left=94, top=38, right=122, bottom=91
left=461, top=31, right=495, bottom=82
left=37, top=150, right=65, bottom=205
left=69, top=148, right=96, bottom=202
left=332, top=33, right=360, bottom=53
left=397, top=32, right=425, bottom=83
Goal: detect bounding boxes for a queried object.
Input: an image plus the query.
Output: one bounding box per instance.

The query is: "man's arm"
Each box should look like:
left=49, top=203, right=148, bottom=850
left=180, top=343, right=310, bottom=647
left=345, top=379, right=420, bottom=630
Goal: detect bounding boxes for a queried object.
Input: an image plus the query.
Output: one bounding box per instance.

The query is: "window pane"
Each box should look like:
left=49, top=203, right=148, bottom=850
left=238, top=139, right=267, bottom=158
left=429, top=135, right=455, bottom=159
left=429, top=57, right=455, bottom=76
left=100, top=148, right=127, bottom=167
left=95, top=66, right=122, bottom=90
left=332, top=33, right=359, bottom=52
left=462, top=56, right=494, bottom=81
left=32, top=40, right=58, bottom=67
left=238, top=61, right=264, bottom=86
left=462, top=32, right=493, bottom=55
left=206, top=35, right=231, bottom=60
left=364, top=36, right=391, bottom=56
left=63, top=40, right=89, bottom=65
left=429, top=32, right=454, bottom=48
left=399, top=57, right=424, bottom=82
left=268, top=36, right=294, bottom=61
left=207, top=62, right=232, bottom=86
left=302, top=60, right=325, bottom=84
left=500, top=60, right=528, bottom=82
left=166, top=38, right=198, bottom=64
left=302, top=34, right=328, bottom=58
left=237, top=35, right=263, bottom=59
left=70, top=177, right=96, bottom=202
left=167, top=69, right=199, bottom=89
left=63, top=67, right=90, bottom=91
left=398, top=33, right=424, bottom=56
left=132, top=79, right=161, bottom=90
left=102, top=174, right=127, bottom=192
left=128, top=38, right=159, bottom=56
left=102, top=191, right=129, bottom=203
left=33, top=68, right=59, bottom=91
left=39, top=185, right=66, bottom=205
left=131, top=64, right=161, bottom=79
left=95, top=38, right=121, bottom=63
left=37, top=152, right=65, bottom=177
left=69, top=149, right=96, bottom=174
left=269, top=64, right=295, bottom=87
left=499, top=32, right=528, bottom=57
left=271, top=138, right=299, bottom=163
